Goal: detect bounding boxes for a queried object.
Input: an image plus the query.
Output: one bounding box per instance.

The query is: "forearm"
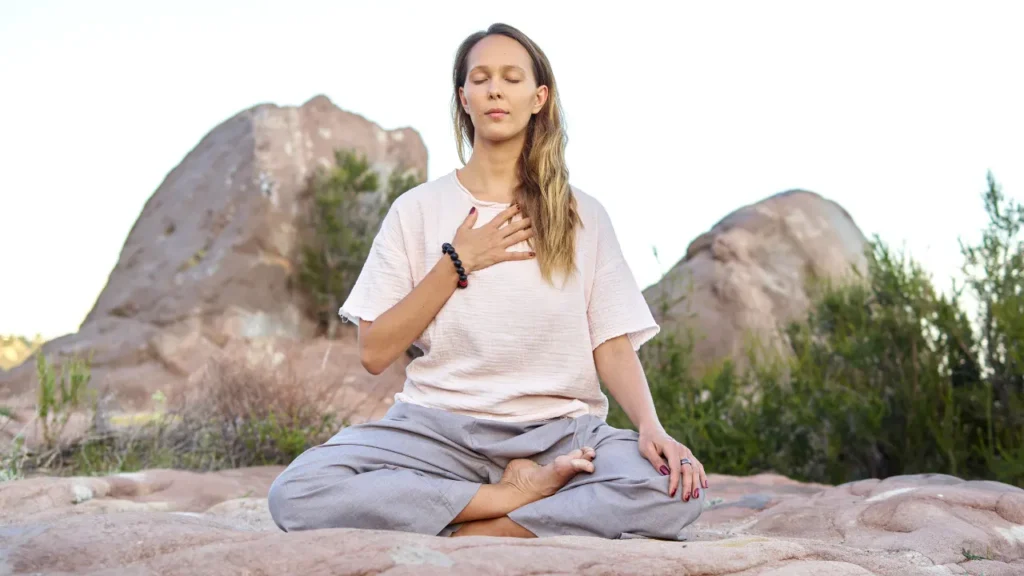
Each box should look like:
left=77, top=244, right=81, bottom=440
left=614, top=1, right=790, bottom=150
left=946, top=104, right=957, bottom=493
left=594, top=335, right=663, bottom=433
left=359, top=256, right=459, bottom=374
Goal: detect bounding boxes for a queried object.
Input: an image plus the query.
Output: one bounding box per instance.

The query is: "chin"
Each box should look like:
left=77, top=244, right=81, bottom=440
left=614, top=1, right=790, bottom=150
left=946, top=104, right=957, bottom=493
left=475, top=124, right=528, bottom=145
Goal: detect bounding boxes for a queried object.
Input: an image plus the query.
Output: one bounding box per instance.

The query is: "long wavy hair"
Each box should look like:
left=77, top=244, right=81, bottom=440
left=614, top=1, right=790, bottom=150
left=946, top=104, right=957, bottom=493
left=452, top=23, right=580, bottom=283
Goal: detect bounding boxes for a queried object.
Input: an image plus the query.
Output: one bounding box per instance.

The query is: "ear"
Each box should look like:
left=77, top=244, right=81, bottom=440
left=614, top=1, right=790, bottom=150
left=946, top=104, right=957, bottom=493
left=458, top=86, right=470, bottom=113
left=532, top=85, right=549, bottom=114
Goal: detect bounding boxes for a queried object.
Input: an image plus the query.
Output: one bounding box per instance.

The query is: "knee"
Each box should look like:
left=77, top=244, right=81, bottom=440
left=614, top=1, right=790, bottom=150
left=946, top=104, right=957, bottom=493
left=267, top=471, right=299, bottom=532
left=267, top=465, right=337, bottom=532
left=267, top=459, right=362, bottom=532
left=660, top=486, right=705, bottom=539
left=627, top=481, right=705, bottom=540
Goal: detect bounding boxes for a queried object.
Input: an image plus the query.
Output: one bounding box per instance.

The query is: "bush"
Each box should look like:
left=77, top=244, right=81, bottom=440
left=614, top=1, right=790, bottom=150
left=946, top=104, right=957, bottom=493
left=3, top=348, right=346, bottom=479
left=608, top=172, right=1024, bottom=487
left=298, top=150, right=422, bottom=337
left=68, top=349, right=344, bottom=475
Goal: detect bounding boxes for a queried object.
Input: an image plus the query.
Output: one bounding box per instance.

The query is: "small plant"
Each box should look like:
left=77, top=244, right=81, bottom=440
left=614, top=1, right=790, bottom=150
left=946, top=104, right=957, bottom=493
left=1, top=435, right=26, bottom=482
left=961, top=548, right=988, bottom=561
left=36, top=353, right=92, bottom=451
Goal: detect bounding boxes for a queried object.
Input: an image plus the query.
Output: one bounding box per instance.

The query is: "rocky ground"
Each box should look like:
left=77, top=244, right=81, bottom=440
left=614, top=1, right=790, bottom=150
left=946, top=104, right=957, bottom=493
left=2, top=468, right=1022, bottom=575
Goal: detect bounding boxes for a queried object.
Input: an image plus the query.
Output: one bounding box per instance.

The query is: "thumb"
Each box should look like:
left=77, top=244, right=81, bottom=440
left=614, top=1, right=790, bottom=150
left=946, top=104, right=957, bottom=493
left=460, top=206, right=478, bottom=230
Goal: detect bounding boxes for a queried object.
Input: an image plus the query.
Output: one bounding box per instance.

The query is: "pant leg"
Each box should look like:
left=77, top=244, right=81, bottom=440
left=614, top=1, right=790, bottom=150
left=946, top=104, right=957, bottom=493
left=506, top=416, right=705, bottom=540
left=268, top=403, right=491, bottom=536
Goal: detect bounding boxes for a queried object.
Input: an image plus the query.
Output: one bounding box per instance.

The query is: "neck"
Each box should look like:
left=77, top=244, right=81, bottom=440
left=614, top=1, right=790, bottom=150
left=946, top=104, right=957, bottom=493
left=459, top=131, right=527, bottom=204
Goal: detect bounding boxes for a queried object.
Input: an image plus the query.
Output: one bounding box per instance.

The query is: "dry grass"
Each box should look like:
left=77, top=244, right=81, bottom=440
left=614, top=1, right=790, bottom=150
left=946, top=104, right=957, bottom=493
left=5, top=346, right=350, bottom=479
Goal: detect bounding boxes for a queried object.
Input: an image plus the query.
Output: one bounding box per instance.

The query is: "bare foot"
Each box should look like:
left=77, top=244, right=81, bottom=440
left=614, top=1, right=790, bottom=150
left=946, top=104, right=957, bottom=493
left=500, top=447, right=597, bottom=504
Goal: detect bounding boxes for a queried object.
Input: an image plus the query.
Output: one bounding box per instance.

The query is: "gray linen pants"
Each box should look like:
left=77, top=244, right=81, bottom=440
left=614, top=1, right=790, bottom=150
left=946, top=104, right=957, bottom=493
left=268, top=402, right=705, bottom=539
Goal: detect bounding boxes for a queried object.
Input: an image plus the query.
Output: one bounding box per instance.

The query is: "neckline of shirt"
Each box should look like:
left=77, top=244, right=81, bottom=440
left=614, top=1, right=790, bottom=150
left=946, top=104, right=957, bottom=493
left=450, top=169, right=512, bottom=208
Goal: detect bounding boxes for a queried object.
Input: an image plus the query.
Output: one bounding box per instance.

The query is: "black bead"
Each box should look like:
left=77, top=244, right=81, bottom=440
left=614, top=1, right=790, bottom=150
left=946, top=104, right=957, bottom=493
left=456, top=266, right=465, bottom=275
left=450, top=251, right=459, bottom=260
left=452, top=258, right=462, bottom=267
left=442, top=243, right=453, bottom=254
left=459, top=273, right=467, bottom=281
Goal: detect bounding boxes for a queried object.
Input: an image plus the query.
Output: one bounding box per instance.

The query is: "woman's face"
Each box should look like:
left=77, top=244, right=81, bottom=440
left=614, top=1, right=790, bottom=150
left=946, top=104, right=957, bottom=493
left=459, top=34, right=548, bottom=146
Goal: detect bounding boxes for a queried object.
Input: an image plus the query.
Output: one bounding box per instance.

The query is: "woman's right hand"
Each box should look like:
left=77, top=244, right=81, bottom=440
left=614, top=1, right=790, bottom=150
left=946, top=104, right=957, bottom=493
left=451, top=204, right=536, bottom=274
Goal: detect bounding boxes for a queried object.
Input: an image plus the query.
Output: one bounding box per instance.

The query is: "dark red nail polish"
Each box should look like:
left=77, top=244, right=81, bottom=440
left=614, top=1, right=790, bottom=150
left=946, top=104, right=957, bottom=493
left=684, top=494, right=689, bottom=501
left=659, top=465, right=669, bottom=476
left=694, top=488, right=700, bottom=498
left=470, top=207, right=476, bottom=214
left=670, top=488, right=676, bottom=497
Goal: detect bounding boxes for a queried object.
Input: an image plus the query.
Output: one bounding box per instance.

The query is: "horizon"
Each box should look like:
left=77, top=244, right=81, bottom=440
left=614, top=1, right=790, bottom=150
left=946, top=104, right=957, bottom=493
left=2, top=0, right=1023, bottom=339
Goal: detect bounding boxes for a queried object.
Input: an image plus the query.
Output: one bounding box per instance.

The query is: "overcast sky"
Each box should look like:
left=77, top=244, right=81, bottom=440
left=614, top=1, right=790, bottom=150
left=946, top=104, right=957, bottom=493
left=2, top=0, right=1023, bottom=339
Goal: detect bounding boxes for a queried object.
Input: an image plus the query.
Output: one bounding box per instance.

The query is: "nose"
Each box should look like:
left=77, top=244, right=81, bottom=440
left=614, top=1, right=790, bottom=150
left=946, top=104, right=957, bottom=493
left=487, top=78, right=503, bottom=100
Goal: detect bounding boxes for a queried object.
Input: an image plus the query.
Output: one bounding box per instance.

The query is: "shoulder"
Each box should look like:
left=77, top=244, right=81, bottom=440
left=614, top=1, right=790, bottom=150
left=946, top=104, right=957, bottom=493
left=388, top=171, right=456, bottom=215
left=570, top=185, right=614, bottom=232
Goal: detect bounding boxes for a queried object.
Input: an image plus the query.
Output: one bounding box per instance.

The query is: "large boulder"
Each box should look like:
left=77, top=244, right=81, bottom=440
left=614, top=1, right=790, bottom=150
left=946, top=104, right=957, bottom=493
left=1, top=469, right=1021, bottom=574
left=0, top=95, right=418, bottom=424
left=644, top=189, right=869, bottom=373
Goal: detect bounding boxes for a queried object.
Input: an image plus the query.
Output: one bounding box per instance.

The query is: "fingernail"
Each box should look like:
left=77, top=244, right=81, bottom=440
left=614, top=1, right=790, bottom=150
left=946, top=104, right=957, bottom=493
left=470, top=207, right=476, bottom=214
left=684, top=494, right=689, bottom=501
left=694, top=488, right=700, bottom=498
left=703, top=480, right=708, bottom=489
left=529, top=251, right=536, bottom=257
left=670, top=488, right=676, bottom=497
left=659, top=465, right=669, bottom=476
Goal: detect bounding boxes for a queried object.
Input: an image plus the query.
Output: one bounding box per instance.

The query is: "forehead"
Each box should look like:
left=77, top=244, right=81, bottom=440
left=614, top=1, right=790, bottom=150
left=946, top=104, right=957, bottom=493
left=466, top=34, right=533, bottom=72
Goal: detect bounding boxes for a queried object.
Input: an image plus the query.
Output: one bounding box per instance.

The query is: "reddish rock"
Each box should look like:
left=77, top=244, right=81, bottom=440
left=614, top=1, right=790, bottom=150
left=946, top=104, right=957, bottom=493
left=0, top=95, right=419, bottom=430
left=645, top=190, right=869, bottom=373
left=2, top=469, right=1021, bottom=574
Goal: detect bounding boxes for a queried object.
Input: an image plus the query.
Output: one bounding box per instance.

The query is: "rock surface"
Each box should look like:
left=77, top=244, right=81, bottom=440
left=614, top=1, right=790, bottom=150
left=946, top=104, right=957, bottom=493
left=644, top=189, right=869, bottom=373
left=0, top=95, right=418, bottom=429
left=1, top=469, right=1021, bottom=575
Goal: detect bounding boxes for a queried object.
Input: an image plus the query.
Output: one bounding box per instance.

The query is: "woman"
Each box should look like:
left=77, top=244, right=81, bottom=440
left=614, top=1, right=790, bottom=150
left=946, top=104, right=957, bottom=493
left=268, top=23, right=708, bottom=540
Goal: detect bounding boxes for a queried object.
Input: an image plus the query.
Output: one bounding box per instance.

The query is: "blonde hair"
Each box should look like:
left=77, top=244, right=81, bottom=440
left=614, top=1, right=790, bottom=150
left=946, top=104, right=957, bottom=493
left=451, top=23, right=581, bottom=283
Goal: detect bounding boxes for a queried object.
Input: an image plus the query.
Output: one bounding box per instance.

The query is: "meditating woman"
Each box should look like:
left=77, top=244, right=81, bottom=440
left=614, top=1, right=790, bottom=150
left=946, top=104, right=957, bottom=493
left=268, top=22, right=708, bottom=539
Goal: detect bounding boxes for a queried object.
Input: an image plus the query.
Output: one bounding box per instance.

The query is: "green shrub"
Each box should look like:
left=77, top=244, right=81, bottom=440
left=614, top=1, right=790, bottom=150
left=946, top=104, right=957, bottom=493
left=36, top=353, right=92, bottom=451
left=298, top=150, right=422, bottom=337
left=609, top=172, right=1024, bottom=487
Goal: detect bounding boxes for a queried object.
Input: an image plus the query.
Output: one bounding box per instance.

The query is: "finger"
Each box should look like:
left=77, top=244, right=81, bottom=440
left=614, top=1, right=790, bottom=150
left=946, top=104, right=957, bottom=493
left=581, top=446, right=596, bottom=461
left=502, top=216, right=532, bottom=236
left=665, top=442, right=681, bottom=498
left=680, top=446, right=694, bottom=502
left=501, top=228, right=535, bottom=248
left=490, top=203, right=521, bottom=228
left=641, top=441, right=669, bottom=477
left=693, top=457, right=708, bottom=491
left=459, top=206, right=479, bottom=232
left=501, top=249, right=537, bottom=261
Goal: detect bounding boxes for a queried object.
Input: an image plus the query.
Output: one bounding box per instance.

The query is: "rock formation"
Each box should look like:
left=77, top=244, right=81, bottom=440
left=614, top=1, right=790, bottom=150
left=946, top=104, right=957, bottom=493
left=0, top=95, right=419, bottom=424
left=2, top=468, right=1021, bottom=574
left=643, top=189, right=869, bottom=373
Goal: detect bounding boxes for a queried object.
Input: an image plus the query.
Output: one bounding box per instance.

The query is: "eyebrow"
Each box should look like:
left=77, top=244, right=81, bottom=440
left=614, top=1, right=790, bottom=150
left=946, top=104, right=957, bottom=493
left=468, top=64, right=527, bottom=74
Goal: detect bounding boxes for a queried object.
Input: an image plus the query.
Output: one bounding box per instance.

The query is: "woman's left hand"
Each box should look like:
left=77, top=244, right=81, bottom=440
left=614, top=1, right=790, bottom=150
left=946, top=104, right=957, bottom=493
left=638, top=425, right=708, bottom=501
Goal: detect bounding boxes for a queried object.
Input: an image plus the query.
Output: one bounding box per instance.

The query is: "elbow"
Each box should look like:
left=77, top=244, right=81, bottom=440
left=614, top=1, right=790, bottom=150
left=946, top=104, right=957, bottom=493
left=359, top=346, right=389, bottom=376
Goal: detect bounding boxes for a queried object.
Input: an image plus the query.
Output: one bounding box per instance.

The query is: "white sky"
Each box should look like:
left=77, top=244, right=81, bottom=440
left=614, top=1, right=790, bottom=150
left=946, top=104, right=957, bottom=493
left=2, top=0, right=1023, bottom=340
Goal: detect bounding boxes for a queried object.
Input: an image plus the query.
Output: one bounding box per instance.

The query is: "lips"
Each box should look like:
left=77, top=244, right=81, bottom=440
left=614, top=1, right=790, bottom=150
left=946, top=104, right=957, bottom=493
left=485, top=108, right=509, bottom=119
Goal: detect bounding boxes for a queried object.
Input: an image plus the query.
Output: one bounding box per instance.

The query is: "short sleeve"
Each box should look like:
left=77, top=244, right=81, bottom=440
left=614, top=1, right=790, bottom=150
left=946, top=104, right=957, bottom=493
left=587, top=203, right=660, bottom=351
left=338, top=204, right=414, bottom=324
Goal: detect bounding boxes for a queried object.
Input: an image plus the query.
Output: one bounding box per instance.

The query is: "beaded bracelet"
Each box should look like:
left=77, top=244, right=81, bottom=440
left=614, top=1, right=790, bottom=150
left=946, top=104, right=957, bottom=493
left=442, top=242, right=468, bottom=288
